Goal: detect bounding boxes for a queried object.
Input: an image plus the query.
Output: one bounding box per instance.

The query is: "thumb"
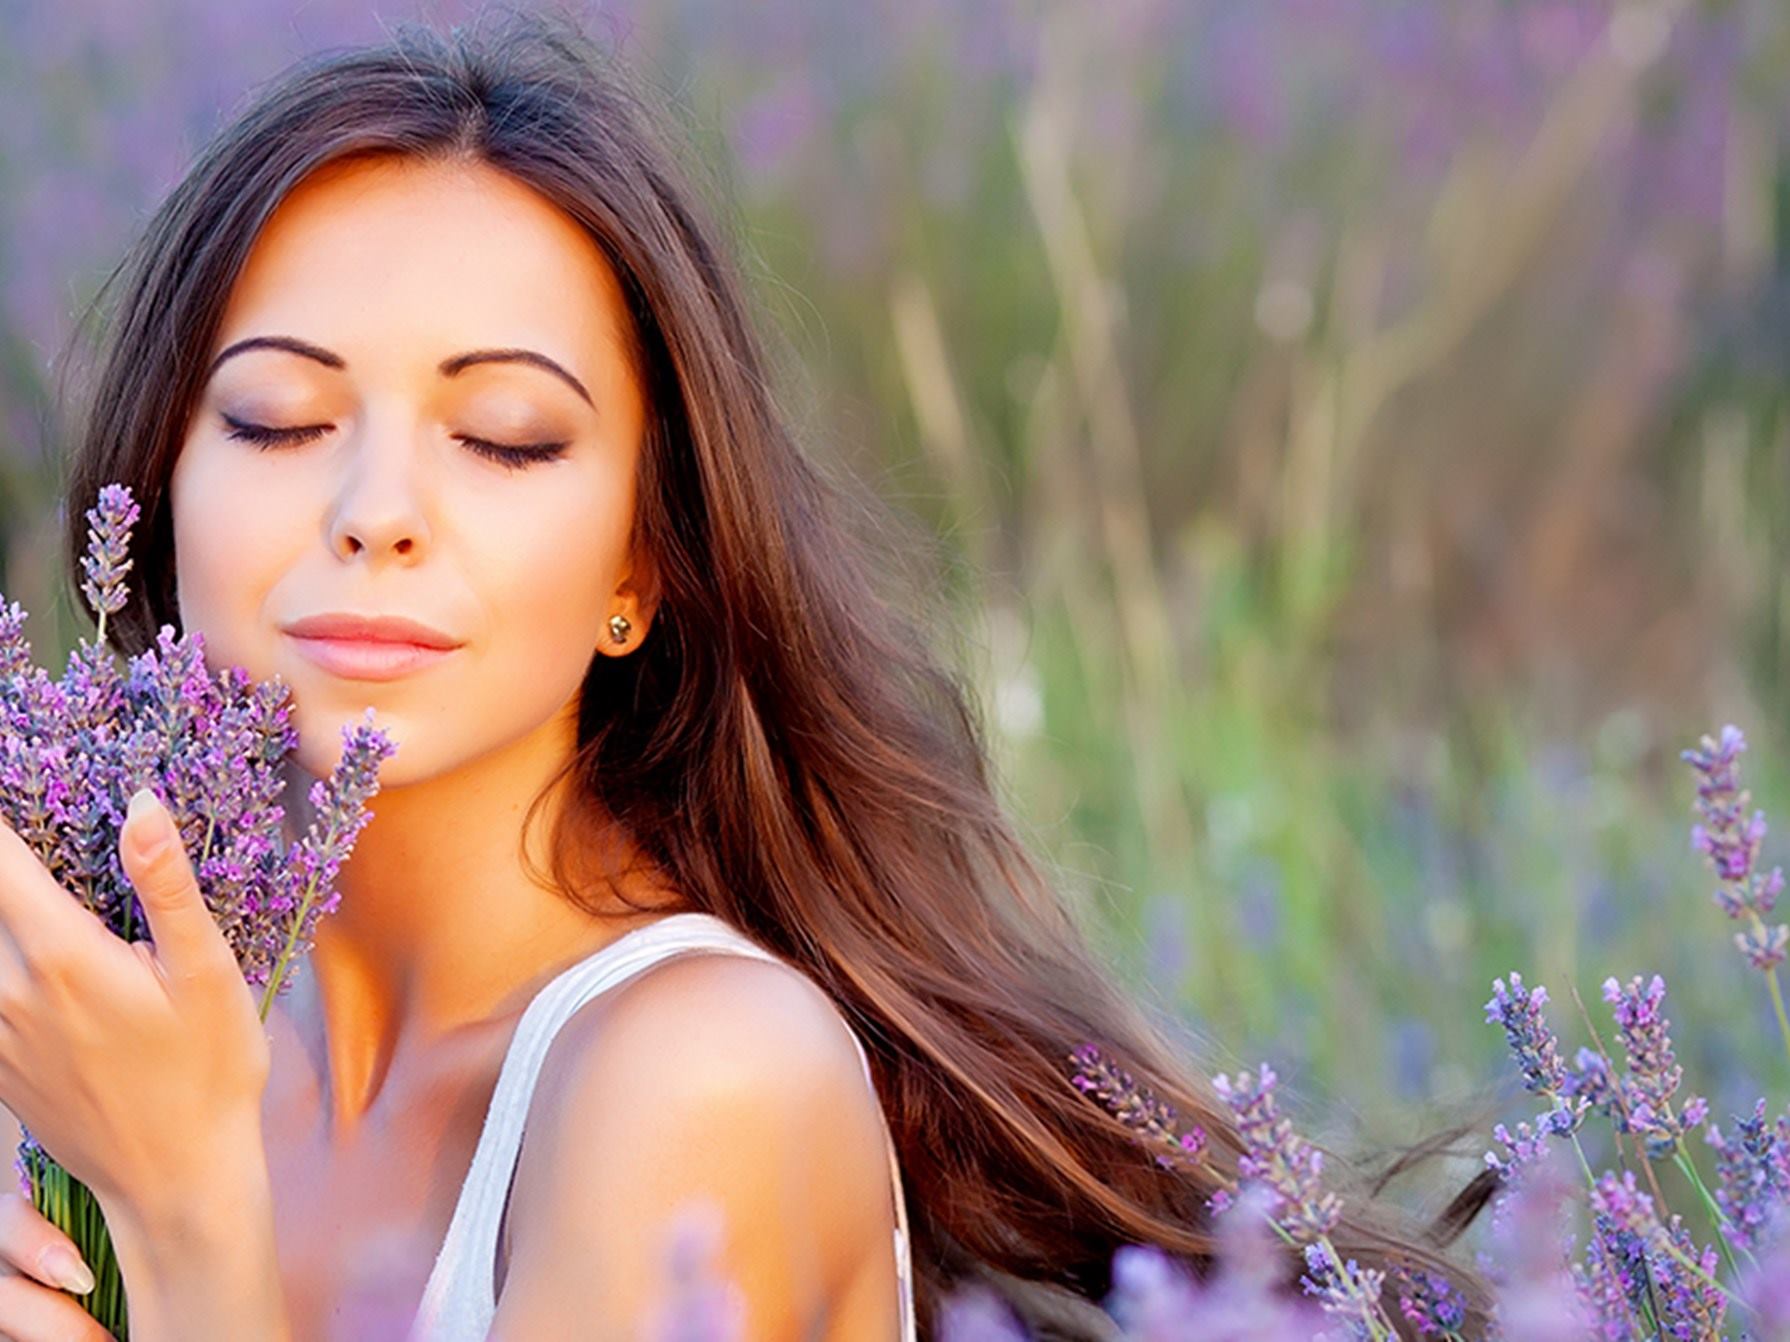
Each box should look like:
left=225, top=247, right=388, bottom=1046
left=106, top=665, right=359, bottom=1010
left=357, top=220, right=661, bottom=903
left=120, top=787, right=227, bottom=990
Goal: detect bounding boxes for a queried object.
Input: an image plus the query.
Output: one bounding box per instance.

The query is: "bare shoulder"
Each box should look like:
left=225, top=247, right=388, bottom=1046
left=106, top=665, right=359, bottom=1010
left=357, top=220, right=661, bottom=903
left=489, top=949, right=900, bottom=1341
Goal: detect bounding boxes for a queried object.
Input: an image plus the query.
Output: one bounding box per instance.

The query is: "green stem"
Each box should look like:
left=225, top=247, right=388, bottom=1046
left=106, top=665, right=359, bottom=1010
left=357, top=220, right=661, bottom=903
left=1673, top=1148, right=1754, bottom=1280
left=257, top=808, right=342, bottom=1021
left=1764, top=964, right=1790, bottom=1078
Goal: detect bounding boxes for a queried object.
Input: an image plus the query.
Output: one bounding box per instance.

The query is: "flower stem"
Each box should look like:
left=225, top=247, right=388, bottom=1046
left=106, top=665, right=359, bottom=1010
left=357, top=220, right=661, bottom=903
left=1672, top=1148, right=1754, bottom=1280
left=1764, top=963, right=1790, bottom=1077
left=257, top=809, right=342, bottom=1021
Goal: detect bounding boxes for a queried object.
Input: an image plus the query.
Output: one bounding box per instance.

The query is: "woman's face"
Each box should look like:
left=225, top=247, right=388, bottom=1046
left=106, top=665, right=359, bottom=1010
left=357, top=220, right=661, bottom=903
left=171, top=154, right=654, bottom=787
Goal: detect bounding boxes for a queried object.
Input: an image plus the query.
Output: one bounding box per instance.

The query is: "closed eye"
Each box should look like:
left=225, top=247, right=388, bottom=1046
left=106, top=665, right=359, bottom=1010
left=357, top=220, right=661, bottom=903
left=219, top=414, right=570, bottom=471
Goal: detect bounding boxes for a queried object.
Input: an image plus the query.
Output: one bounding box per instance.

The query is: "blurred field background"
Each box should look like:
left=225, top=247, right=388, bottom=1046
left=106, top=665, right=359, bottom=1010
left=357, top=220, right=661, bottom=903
left=5, top=0, right=1790, bottom=1216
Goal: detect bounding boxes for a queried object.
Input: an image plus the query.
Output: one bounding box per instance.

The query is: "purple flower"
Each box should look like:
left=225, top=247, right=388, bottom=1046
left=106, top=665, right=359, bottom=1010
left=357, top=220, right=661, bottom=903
left=1212, top=1063, right=1340, bottom=1243
left=1107, top=1184, right=1327, bottom=1340
left=1298, top=1239, right=1388, bottom=1336
left=1389, top=1265, right=1467, bottom=1336
left=1735, top=1207, right=1790, bottom=1338
left=1682, top=724, right=1790, bottom=970
left=938, top=1284, right=1030, bottom=1342
left=1486, top=973, right=1571, bottom=1098
left=1069, top=1042, right=1208, bottom=1172
left=0, top=482, right=397, bottom=1022
left=1562, top=1046, right=1622, bottom=1127
left=1704, top=1098, right=1790, bottom=1252
left=78, top=484, right=140, bottom=639
left=1602, top=974, right=1706, bottom=1159
left=1485, top=1149, right=1594, bottom=1341
left=1485, top=972, right=1590, bottom=1150
left=1585, top=1171, right=1725, bottom=1339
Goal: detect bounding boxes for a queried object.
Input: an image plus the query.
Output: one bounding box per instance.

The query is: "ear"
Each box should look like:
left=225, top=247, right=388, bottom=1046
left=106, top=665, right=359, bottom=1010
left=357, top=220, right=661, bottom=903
left=600, top=544, right=661, bottom=656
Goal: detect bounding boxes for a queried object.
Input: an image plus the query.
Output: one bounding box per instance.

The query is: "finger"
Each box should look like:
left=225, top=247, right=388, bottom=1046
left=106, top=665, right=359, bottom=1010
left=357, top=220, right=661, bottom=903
left=0, top=1271, right=114, bottom=1340
left=0, top=823, right=84, bottom=967
left=0, top=1193, right=94, bottom=1295
left=117, top=789, right=230, bottom=993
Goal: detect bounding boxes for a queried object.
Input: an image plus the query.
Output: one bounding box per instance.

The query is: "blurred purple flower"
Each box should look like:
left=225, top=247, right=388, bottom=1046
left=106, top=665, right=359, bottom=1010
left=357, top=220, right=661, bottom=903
left=1682, top=723, right=1790, bottom=970
left=938, top=1283, right=1030, bottom=1342
left=641, top=1200, right=746, bottom=1342
left=1107, top=1184, right=1325, bottom=1341
left=1484, top=1148, right=1594, bottom=1341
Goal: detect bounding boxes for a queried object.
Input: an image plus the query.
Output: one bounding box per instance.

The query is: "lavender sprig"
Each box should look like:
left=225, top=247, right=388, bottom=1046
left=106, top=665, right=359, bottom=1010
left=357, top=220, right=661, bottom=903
left=1211, top=1065, right=1398, bottom=1341
left=1703, top=1099, right=1790, bottom=1254
left=78, top=483, right=139, bottom=646
left=1681, top=724, right=1790, bottom=1068
left=256, top=711, right=399, bottom=1018
left=1586, top=1171, right=1729, bottom=1340
left=1212, top=1064, right=1340, bottom=1243
left=1483, top=973, right=1592, bottom=1183
left=1601, top=974, right=1707, bottom=1162
left=1069, top=1042, right=1209, bottom=1172
left=1388, top=1264, right=1468, bottom=1339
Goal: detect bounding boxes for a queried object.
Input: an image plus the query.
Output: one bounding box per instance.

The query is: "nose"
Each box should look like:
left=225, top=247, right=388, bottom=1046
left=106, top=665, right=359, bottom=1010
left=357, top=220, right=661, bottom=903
left=326, top=417, right=433, bottom=564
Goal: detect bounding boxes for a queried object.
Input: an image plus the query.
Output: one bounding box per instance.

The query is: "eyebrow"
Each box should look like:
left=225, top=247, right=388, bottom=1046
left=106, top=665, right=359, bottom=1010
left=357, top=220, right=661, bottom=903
left=205, top=334, right=594, bottom=407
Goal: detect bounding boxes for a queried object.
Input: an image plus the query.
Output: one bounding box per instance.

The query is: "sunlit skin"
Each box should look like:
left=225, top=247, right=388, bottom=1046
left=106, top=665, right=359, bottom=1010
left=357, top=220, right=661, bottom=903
left=152, top=155, right=904, bottom=1338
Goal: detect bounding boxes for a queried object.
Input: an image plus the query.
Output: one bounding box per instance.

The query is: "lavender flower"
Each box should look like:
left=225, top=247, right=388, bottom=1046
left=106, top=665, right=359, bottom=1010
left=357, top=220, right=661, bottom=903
left=1485, top=1108, right=1580, bottom=1185
left=1106, top=1184, right=1326, bottom=1340
left=1602, top=974, right=1707, bottom=1160
left=1070, top=1042, right=1209, bottom=1172
left=1704, top=1098, right=1790, bottom=1253
left=1388, top=1265, right=1467, bottom=1337
left=1211, top=1063, right=1340, bottom=1243
left=1682, top=724, right=1790, bottom=971
left=938, top=1284, right=1030, bottom=1342
left=1485, top=972, right=1590, bottom=1145
left=78, top=483, right=139, bottom=640
left=1485, top=1149, right=1594, bottom=1342
left=1585, top=1170, right=1725, bottom=1340
left=1735, top=1206, right=1790, bottom=1339
left=1562, top=1046, right=1623, bottom=1128
left=1485, top=973, right=1570, bottom=1097
left=1298, top=1240, right=1388, bottom=1339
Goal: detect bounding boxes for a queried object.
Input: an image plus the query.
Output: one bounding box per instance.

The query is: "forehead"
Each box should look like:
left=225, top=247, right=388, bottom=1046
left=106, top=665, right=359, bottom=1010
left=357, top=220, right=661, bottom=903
left=211, top=155, right=635, bottom=378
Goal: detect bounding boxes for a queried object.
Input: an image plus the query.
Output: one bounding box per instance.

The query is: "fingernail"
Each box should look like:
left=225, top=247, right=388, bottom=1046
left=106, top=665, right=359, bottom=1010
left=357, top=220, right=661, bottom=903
left=127, top=787, right=174, bottom=858
left=41, top=1244, right=94, bottom=1294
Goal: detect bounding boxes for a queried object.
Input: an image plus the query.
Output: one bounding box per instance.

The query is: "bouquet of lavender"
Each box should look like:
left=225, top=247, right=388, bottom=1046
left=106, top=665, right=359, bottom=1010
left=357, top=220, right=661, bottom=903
left=4, top=483, right=396, bottom=1338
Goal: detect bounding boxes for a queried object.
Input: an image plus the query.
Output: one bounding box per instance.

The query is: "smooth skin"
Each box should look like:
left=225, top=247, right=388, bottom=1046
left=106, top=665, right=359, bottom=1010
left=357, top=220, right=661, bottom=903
left=0, top=154, right=902, bottom=1340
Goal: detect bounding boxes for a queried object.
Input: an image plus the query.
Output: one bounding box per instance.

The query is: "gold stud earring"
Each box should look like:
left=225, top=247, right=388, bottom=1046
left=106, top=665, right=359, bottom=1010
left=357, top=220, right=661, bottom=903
left=608, top=613, right=632, bottom=645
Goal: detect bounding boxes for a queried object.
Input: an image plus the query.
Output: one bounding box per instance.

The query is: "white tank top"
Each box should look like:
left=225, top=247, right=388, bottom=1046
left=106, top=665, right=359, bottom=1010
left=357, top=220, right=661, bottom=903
left=406, top=911, right=917, bottom=1341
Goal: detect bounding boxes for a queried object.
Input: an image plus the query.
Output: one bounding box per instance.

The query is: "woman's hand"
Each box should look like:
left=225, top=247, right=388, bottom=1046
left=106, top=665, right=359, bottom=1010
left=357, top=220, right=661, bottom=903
left=0, top=1189, right=114, bottom=1341
left=0, top=786, right=271, bottom=1226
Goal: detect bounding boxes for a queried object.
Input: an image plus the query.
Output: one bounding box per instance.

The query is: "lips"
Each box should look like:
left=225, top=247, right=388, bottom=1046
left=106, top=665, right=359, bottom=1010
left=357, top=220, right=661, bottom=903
left=285, top=633, right=458, bottom=682
left=282, top=612, right=462, bottom=649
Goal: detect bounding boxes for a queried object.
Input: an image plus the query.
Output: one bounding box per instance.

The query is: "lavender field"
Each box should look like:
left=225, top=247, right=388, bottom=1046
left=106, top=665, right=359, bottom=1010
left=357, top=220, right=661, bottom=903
left=5, top=0, right=1790, bottom=1335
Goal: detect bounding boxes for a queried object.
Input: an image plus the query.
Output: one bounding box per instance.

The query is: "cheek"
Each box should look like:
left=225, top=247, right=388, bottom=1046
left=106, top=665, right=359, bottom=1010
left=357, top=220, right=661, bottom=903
left=169, top=443, right=293, bottom=678
left=474, top=494, right=623, bottom=684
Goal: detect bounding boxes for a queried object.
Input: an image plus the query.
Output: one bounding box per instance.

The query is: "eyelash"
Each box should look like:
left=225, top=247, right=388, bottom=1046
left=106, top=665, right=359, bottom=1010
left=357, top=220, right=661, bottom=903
left=220, top=416, right=570, bottom=472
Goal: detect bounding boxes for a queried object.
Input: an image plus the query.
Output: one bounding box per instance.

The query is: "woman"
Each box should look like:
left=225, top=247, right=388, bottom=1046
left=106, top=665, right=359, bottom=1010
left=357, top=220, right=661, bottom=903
left=0, top=10, right=1491, bottom=1340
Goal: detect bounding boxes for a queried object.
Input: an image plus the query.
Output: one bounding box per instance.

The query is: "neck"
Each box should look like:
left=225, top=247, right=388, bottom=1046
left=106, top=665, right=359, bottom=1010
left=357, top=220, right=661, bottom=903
left=273, top=703, right=681, bottom=1138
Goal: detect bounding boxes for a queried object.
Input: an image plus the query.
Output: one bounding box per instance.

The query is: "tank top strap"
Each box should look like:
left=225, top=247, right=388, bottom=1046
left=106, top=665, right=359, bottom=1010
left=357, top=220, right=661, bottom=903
left=409, top=911, right=916, bottom=1341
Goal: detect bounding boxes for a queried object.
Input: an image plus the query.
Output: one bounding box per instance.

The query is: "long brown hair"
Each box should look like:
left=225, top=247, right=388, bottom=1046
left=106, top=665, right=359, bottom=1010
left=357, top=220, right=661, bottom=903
left=54, top=9, right=1497, bottom=1337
